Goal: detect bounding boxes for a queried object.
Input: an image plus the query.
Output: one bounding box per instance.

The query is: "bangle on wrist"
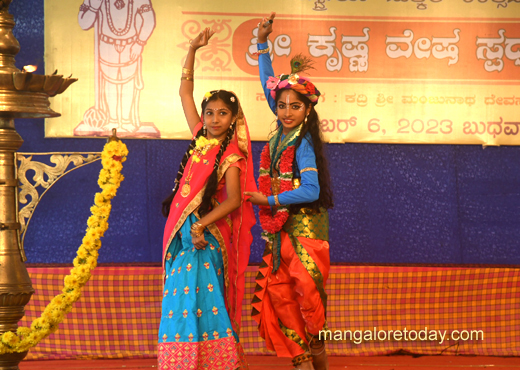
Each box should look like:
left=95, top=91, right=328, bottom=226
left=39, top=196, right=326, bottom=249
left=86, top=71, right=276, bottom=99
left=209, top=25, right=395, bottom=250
left=181, top=76, right=193, bottom=81
left=190, top=230, right=203, bottom=237
left=136, top=38, right=146, bottom=46
left=254, top=47, right=270, bottom=56
left=182, top=67, right=194, bottom=75
left=191, top=222, right=203, bottom=229
left=190, top=222, right=205, bottom=237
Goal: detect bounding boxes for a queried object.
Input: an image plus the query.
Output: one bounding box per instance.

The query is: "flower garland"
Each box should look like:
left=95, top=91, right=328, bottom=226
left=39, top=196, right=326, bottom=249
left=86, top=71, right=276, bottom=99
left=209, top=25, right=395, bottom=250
left=0, top=139, right=128, bottom=354
left=189, top=136, right=219, bottom=163
left=258, top=143, right=295, bottom=241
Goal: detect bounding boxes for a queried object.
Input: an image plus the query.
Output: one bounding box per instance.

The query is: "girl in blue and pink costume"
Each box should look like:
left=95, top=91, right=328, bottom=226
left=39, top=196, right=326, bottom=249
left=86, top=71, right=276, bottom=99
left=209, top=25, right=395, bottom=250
left=159, top=28, right=256, bottom=370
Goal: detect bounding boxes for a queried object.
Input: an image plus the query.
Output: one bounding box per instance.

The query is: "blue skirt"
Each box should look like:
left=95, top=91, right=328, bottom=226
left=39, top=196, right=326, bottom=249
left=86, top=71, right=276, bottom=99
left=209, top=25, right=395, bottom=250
left=158, top=213, right=240, bottom=369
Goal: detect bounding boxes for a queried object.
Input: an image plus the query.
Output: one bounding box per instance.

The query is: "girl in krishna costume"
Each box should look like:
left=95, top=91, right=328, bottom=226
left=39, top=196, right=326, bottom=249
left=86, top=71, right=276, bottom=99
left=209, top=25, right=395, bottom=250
left=159, top=28, right=256, bottom=370
left=244, top=13, right=334, bottom=370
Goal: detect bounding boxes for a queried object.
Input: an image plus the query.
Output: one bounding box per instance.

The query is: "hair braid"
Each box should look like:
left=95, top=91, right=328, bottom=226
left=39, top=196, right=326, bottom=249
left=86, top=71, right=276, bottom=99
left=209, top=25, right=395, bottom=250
left=198, top=121, right=236, bottom=216
left=161, top=127, right=205, bottom=217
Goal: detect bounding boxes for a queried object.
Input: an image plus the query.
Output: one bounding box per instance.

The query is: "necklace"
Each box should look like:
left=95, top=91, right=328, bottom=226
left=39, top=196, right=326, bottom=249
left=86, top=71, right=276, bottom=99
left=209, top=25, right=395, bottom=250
left=105, top=0, right=133, bottom=37
left=181, top=137, right=220, bottom=198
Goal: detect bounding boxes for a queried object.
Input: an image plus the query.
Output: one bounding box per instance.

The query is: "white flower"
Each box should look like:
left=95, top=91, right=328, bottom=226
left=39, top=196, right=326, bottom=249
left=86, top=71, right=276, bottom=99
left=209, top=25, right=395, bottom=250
left=288, top=74, right=299, bottom=85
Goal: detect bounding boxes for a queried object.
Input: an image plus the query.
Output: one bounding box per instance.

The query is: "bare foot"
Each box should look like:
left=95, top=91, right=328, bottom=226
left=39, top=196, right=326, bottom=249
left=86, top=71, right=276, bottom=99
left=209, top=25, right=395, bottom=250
left=310, top=340, right=328, bottom=370
left=311, top=349, right=328, bottom=370
left=293, top=359, right=315, bottom=370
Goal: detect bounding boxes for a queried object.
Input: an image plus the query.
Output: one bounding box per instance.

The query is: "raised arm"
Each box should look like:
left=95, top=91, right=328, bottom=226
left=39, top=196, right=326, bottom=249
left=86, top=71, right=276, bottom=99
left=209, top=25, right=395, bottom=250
left=257, top=12, right=277, bottom=114
left=180, top=28, right=216, bottom=134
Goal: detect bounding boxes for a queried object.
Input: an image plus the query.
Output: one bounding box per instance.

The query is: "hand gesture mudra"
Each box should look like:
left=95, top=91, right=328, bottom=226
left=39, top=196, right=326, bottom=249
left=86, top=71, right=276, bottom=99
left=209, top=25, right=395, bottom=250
left=190, top=27, right=216, bottom=51
left=257, top=12, right=276, bottom=43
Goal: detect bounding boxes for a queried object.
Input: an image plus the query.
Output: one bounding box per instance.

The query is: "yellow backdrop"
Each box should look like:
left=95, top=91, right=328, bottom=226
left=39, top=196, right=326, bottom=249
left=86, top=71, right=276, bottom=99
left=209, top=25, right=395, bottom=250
left=45, top=0, right=520, bottom=144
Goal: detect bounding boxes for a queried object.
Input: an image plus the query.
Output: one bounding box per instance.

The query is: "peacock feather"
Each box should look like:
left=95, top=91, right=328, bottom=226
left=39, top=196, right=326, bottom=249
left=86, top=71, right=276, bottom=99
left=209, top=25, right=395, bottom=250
left=290, top=54, right=316, bottom=75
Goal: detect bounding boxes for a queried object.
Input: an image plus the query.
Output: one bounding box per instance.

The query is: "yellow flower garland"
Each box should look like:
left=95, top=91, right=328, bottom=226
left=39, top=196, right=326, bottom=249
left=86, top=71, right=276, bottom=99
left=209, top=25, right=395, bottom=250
left=0, top=139, right=128, bottom=354
left=189, top=136, right=219, bottom=163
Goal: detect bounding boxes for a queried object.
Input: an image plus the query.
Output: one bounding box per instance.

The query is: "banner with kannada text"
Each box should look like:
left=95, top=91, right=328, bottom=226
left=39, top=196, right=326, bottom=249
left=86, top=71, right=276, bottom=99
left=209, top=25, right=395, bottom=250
left=44, top=0, right=520, bottom=144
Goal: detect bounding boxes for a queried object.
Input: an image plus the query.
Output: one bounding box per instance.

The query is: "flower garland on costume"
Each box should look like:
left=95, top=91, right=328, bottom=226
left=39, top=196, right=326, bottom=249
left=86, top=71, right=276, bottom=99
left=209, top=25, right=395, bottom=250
left=180, top=136, right=220, bottom=197
left=189, top=136, right=219, bottom=163
left=0, top=139, right=128, bottom=354
left=258, top=143, right=296, bottom=241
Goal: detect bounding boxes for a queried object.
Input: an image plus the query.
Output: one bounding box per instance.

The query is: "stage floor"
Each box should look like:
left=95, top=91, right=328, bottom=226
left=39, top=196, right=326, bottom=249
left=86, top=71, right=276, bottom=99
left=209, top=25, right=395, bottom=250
left=19, top=355, right=520, bottom=370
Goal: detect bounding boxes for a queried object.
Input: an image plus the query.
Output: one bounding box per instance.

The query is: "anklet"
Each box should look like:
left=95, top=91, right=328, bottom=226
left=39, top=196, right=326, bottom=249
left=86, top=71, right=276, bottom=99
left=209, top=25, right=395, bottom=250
left=292, top=353, right=312, bottom=367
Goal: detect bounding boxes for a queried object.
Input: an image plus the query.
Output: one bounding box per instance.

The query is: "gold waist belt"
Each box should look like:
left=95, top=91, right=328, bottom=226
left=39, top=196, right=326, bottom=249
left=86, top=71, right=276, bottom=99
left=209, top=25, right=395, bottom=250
left=283, top=208, right=329, bottom=241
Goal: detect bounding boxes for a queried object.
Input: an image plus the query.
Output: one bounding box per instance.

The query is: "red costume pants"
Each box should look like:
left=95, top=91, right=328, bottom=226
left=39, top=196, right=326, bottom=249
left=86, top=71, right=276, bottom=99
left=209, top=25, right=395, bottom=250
left=252, top=231, right=330, bottom=358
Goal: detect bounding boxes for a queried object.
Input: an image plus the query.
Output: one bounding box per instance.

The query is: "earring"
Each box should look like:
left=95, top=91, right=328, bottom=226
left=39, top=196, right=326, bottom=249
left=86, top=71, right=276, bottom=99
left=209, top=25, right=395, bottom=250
left=203, top=123, right=207, bottom=135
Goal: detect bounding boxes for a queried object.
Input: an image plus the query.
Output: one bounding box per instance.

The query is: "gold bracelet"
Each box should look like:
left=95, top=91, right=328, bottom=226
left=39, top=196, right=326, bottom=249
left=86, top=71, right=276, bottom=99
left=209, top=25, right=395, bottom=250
left=181, top=76, right=193, bottom=81
left=191, top=222, right=203, bottom=231
left=274, top=194, right=281, bottom=207
left=182, top=67, right=194, bottom=75
left=190, top=230, right=204, bottom=238
left=190, top=222, right=205, bottom=237
left=256, top=47, right=270, bottom=55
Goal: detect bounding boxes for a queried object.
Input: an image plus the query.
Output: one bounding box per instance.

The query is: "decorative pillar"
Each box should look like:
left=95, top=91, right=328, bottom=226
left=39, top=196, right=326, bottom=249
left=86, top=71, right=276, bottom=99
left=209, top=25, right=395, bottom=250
left=0, top=2, right=76, bottom=369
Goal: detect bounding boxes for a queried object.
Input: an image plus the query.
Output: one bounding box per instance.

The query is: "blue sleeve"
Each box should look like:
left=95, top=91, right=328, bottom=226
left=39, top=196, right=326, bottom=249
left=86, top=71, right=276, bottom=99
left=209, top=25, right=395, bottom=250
left=257, top=41, right=276, bottom=114
left=267, top=136, right=320, bottom=206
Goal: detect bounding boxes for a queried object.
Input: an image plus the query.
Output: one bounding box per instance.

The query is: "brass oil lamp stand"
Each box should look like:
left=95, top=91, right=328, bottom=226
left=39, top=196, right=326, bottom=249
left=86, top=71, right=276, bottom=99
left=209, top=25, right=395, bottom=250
left=0, top=1, right=76, bottom=369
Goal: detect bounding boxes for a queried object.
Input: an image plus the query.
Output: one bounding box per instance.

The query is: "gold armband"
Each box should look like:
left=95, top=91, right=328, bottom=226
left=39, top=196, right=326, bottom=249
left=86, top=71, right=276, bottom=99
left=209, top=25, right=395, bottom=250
left=300, top=167, right=318, bottom=174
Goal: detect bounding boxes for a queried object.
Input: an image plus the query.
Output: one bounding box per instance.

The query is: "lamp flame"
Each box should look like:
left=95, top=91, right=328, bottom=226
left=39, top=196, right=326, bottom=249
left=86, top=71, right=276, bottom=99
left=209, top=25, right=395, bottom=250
left=22, top=65, right=37, bottom=73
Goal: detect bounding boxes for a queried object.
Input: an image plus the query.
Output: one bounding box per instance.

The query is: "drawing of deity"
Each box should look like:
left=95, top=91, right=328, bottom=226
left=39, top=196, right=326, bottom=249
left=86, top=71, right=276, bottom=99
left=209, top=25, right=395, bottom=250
left=76, top=0, right=159, bottom=138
